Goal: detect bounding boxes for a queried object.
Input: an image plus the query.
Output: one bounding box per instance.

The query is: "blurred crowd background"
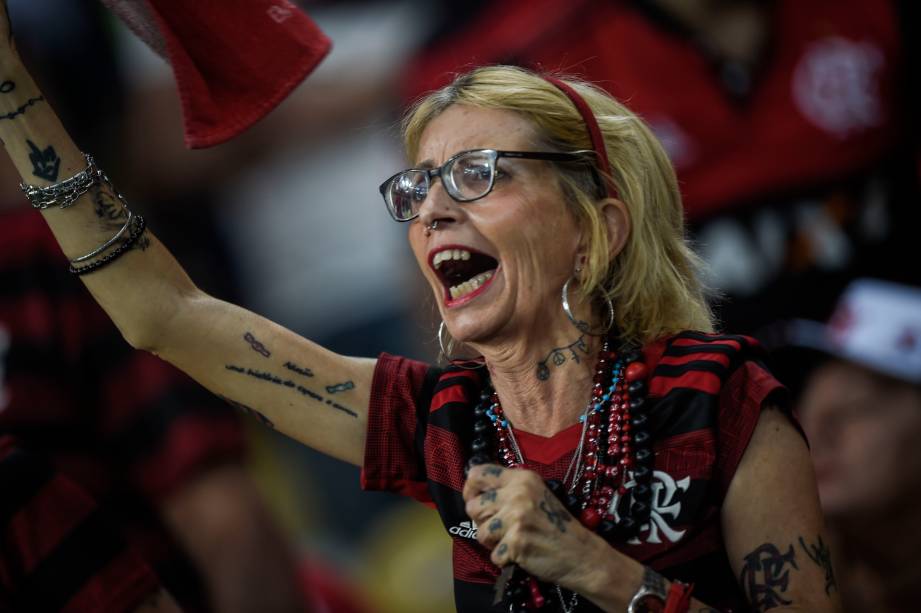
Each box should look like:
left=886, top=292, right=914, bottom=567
left=1, top=0, right=919, bottom=611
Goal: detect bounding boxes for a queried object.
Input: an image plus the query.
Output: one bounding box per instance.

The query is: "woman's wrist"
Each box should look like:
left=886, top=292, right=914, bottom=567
left=564, top=531, right=645, bottom=611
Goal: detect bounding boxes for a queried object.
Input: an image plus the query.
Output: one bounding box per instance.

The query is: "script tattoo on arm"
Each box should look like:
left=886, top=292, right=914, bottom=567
left=243, top=332, right=271, bottom=357
left=799, top=535, right=837, bottom=595
left=224, top=364, right=358, bottom=418
left=26, top=139, right=60, bottom=181
left=219, top=395, right=275, bottom=429
left=539, top=490, right=572, bottom=533
left=283, top=361, right=312, bottom=377
left=536, top=335, right=589, bottom=381
left=738, top=542, right=799, bottom=610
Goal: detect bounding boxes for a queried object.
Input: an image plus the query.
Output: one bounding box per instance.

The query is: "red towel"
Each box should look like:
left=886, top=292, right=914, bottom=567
left=100, top=0, right=331, bottom=148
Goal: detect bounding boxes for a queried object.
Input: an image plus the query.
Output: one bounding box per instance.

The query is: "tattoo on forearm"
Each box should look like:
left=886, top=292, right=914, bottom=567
left=26, top=139, right=60, bottom=181
left=539, top=490, right=572, bottom=533
left=489, top=518, right=502, bottom=533
left=739, top=542, right=798, bottom=610
left=481, top=489, right=497, bottom=506
left=225, top=364, right=358, bottom=418
left=536, top=335, right=588, bottom=381
left=0, top=88, right=43, bottom=122
left=219, top=394, right=275, bottom=429
left=325, top=380, right=354, bottom=394
left=283, top=361, right=312, bottom=377
left=243, top=332, right=271, bottom=357
left=799, top=535, right=837, bottom=595
left=0, top=81, right=13, bottom=93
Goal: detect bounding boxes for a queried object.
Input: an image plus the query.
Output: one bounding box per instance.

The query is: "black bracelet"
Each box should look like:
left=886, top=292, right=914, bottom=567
left=69, top=215, right=146, bottom=276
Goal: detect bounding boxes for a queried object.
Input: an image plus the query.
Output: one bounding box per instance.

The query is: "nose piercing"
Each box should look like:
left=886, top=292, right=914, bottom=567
left=424, top=220, right=439, bottom=236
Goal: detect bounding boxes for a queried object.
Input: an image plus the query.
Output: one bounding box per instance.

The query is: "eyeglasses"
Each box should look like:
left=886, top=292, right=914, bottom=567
left=378, top=149, right=595, bottom=222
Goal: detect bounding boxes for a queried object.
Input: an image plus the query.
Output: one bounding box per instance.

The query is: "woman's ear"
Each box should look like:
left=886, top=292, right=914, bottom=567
left=601, top=198, right=630, bottom=259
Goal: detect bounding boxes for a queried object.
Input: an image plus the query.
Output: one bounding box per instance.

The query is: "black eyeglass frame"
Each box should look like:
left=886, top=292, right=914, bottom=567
left=378, top=148, right=597, bottom=222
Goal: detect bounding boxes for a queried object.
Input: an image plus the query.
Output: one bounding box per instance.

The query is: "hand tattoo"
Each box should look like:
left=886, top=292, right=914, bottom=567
left=488, top=518, right=502, bottom=533
left=539, top=491, right=572, bottom=533
left=482, top=466, right=503, bottom=478
left=480, top=489, right=497, bottom=506
left=497, top=543, right=508, bottom=557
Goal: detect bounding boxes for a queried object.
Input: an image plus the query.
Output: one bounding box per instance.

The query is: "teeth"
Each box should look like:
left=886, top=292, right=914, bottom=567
left=433, top=248, right=473, bottom=269
left=449, top=270, right=494, bottom=300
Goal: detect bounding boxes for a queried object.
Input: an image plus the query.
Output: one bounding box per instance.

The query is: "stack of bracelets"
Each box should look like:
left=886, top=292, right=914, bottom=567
left=21, top=152, right=146, bottom=276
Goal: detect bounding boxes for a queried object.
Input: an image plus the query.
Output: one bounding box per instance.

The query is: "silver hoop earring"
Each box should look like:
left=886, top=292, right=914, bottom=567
left=438, top=321, right=484, bottom=369
left=561, top=276, right=614, bottom=336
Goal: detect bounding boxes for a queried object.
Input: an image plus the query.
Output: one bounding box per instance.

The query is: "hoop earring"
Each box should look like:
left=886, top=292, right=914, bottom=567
left=438, top=321, right=485, bottom=369
left=561, top=276, right=614, bottom=336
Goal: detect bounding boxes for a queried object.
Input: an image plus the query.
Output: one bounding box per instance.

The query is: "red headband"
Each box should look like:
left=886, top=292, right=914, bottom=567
left=542, top=75, right=618, bottom=200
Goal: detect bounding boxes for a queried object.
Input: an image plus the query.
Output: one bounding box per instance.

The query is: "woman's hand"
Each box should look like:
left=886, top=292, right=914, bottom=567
left=462, top=464, right=610, bottom=591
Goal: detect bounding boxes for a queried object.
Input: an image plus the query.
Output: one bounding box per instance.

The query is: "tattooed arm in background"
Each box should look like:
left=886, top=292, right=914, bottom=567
left=0, top=3, right=375, bottom=466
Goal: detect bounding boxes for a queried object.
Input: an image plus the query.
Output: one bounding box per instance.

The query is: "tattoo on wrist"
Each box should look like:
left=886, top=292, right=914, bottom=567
left=325, top=380, right=355, bottom=394
left=220, top=395, right=275, bottom=429
left=739, top=542, right=798, bottom=610
left=225, top=364, right=358, bottom=418
left=799, top=535, right=837, bottom=595
left=243, top=332, right=271, bottom=357
left=26, top=139, right=60, bottom=181
left=536, top=335, right=589, bottom=381
left=539, top=490, right=572, bottom=533
left=0, top=81, right=13, bottom=93
left=93, top=188, right=126, bottom=222
left=0, top=91, right=43, bottom=122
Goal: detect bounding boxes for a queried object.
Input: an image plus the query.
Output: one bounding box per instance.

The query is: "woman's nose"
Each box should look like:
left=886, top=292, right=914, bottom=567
left=417, top=179, right=461, bottom=228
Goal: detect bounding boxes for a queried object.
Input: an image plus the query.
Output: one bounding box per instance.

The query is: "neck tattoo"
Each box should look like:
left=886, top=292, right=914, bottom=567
left=535, top=335, right=590, bottom=381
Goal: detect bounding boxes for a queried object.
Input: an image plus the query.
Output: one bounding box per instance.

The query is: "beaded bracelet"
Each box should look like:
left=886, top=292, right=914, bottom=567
left=21, top=153, right=101, bottom=210
left=69, top=214, right=146, bottom=276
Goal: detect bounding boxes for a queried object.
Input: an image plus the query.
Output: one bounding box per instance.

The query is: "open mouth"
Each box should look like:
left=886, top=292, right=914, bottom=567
left=430, top=246, right=499, bottom=303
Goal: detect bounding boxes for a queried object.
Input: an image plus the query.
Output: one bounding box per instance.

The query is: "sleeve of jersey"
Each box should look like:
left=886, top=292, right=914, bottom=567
left=361, top=353, right=437, bottom=504
left=715, top=360, right=794, bottom=499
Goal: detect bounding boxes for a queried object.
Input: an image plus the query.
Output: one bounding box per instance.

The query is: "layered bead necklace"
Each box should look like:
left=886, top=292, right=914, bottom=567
left=469, top=338, right=653, bottom=612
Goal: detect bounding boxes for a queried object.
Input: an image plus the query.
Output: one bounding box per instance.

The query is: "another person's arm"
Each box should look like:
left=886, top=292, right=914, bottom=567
left=0, top=4, right=373, bottom=466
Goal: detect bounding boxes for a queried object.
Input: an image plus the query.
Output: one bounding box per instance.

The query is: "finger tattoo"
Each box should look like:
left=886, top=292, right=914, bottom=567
left=481, top=489, right=497, bottom=506
left=489, top=518, right=502, bottom=533
left=497, top=543, right=508, bottom=557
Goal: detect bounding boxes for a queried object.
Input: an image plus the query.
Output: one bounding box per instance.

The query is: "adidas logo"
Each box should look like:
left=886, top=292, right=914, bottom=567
left=449, top=519, right=478, bottom=539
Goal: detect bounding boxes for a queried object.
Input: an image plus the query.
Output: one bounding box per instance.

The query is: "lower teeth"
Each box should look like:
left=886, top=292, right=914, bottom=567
left=450, top=271, right=494, bottom=299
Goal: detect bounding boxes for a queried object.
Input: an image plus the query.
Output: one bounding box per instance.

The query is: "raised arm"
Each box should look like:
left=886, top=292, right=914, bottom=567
left=0, top=6, right=374, bottom=466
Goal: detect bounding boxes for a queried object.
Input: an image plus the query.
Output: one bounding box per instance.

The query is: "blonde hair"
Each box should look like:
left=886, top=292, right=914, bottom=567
left=403, top=65, right=714, bottom=345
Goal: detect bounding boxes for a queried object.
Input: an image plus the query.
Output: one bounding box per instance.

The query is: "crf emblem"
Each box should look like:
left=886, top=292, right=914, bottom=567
left=610, top=469, right=691, bottom=545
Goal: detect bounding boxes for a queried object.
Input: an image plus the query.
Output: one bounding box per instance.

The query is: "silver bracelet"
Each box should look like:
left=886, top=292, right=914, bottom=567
left=21, top=152, right=101, bottom=210
left=70, top=209, right=134, bottom=263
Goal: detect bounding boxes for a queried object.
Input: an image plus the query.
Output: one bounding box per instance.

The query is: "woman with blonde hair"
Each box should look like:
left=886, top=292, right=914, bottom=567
left=0, top=2, right=836, bottom=609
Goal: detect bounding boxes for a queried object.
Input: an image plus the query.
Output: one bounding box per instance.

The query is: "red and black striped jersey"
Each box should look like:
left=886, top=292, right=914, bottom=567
left=0, top=210, right=246, bottom=612
left=363, top=331, right=789, bottom=612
